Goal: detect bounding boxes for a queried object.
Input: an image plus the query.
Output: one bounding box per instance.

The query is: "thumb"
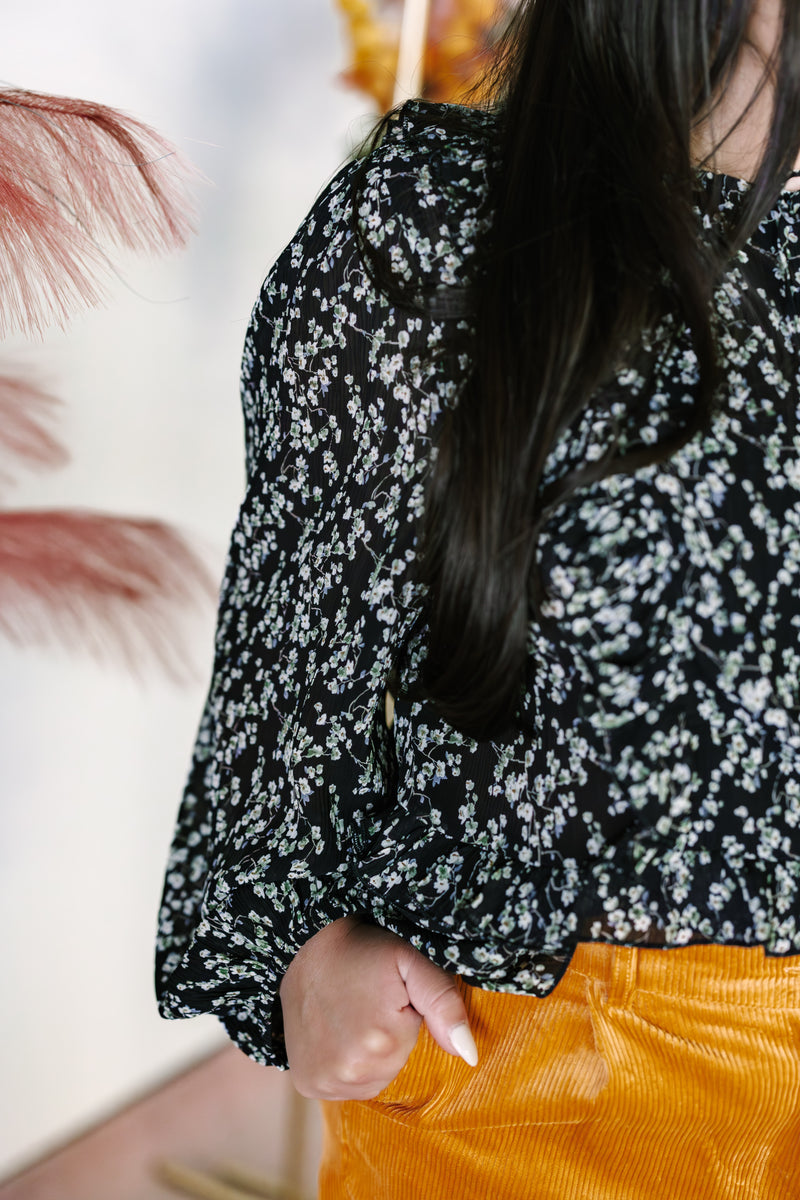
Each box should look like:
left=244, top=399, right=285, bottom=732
left=397, top=946, right=478, bottom=1067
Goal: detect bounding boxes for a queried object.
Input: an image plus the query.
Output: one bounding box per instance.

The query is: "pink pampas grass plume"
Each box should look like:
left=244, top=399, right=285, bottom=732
left=0, top=508, right=215, bottom=678
left=0, top=86, right=195, bottom=337
left=0, top=371, right=215, bottom=677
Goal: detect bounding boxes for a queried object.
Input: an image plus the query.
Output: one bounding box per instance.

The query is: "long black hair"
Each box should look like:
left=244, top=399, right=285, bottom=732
left=381, top=0, right=800, bottom=741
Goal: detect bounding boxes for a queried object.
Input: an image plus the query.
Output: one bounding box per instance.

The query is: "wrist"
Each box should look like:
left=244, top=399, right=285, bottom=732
left=279, top=915, right=362, bottom=998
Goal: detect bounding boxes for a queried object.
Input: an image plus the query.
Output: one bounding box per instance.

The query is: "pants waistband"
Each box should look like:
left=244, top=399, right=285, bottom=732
left=556, top=942, right=800, bottom=1008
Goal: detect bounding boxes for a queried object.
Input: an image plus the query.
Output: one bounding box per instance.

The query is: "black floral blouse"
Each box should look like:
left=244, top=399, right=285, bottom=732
left=156, top=101, right=800, bottom=1068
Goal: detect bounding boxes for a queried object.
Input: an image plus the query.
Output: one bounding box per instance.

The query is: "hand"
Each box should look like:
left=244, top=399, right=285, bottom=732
left=279, top=916, right=478, bottom=1100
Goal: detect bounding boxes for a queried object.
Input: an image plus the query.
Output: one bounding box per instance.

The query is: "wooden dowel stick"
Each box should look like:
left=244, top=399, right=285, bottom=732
left=393, top=0, right=432, bottom=104
left=157, top=1161, right=266, bottom=1200
left=217, top=1162, right=306, bottom=1200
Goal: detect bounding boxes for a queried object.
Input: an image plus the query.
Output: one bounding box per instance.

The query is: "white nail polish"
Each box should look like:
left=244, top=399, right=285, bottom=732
left=450, top=1022, right=478, bottom=1067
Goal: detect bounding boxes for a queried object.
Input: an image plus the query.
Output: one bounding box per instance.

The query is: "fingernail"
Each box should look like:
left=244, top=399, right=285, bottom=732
left=450, top=1022, right=478, bottom=1067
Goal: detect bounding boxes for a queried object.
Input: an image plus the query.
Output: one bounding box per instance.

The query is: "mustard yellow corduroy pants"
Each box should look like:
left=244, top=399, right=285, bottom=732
left=319, top=943, right=800, bottom=1199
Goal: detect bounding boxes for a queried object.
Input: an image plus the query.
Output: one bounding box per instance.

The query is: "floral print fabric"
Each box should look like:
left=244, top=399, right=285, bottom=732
left=156, top=101, right=800, bottom=1068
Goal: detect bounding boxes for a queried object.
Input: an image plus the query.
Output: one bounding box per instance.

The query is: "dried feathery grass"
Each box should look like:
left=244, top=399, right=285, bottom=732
left=0, top=509, right=216, bottom=677
left=0, top=86, right=195, bottom=337
left=0, top=373, right=67, bottom=489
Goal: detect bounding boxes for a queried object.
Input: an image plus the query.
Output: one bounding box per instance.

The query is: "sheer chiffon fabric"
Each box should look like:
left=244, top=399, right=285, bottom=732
left=156, top=104, right=800, bottom=1068
left=319, top=943, right=800, bottom=1199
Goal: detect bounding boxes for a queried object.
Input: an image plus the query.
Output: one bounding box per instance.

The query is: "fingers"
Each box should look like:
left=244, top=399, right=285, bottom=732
left=291, top=1005, right=422, bottom=1100
left=397, top=945, right=478, bottom=1067
left=280, top=918, right=424, bottom=1100
left=279, top=918, right=479, bottom=1102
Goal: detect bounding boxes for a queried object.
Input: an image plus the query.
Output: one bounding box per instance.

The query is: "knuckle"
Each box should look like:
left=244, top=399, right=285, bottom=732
left=359, top=1027, right=395, bottom=1058
left=336, top=1056, right=381, bottom=1087
left=335, top=1030, right=398, bottom=1083
left=328, top=1031, right=407, bottom=1095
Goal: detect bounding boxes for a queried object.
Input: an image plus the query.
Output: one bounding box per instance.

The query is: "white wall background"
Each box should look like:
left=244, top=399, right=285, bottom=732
left=0, top=0, right=371, bottom=1177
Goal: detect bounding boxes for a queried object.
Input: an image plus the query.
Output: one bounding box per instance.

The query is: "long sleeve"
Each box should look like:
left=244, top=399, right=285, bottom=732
left=154, top=106, right=493, bottom=1066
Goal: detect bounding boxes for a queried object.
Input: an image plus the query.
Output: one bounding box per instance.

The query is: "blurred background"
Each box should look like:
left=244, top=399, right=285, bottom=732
left=0, top=0, right=371, bottom=1178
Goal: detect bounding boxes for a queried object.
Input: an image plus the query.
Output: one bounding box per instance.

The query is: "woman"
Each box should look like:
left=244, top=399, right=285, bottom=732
left=156, top=1, right=800, bottom=1195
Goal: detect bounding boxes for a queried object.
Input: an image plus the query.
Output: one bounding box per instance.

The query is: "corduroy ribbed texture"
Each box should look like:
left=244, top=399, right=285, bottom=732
left=318, top=943, right=800, bottom=1199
